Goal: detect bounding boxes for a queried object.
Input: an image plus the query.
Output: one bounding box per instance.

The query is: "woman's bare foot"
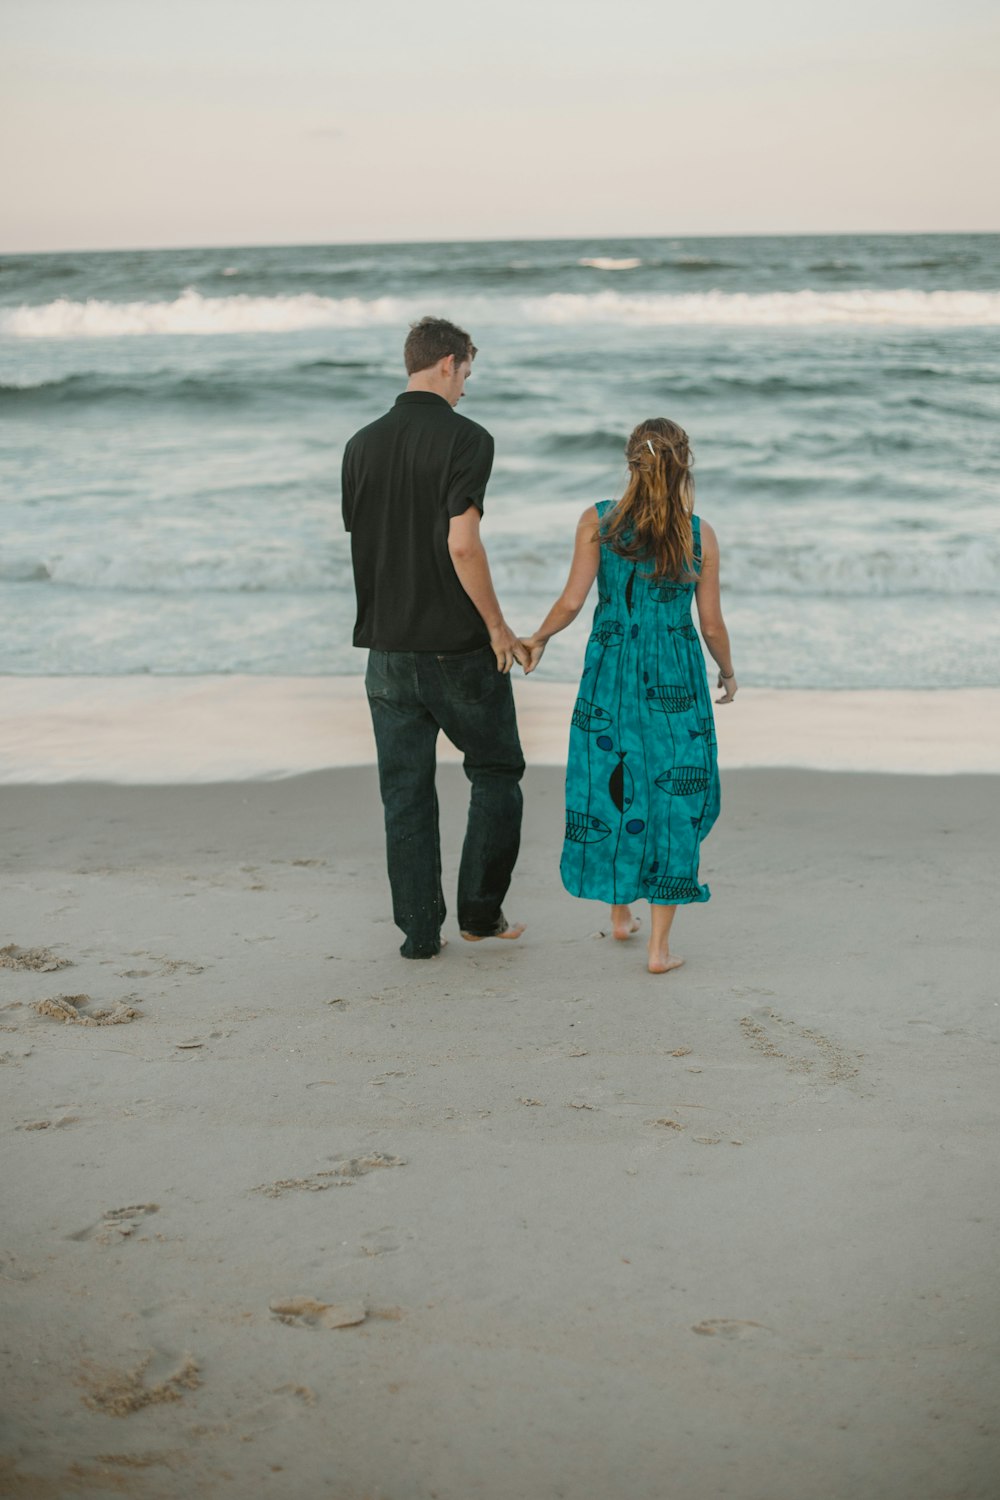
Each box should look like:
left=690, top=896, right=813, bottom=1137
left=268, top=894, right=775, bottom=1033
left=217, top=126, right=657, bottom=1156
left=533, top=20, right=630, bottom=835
left=647, top=903, right=681, bottom=974
left=610, top=905, right=640, bottom=940
left=460, top=923, right=526, bottom=943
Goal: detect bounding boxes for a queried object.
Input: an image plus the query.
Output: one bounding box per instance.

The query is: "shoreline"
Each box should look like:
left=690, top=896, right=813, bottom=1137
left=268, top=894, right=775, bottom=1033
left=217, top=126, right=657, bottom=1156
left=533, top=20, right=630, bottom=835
left=2, top=676, right=998, bottom=784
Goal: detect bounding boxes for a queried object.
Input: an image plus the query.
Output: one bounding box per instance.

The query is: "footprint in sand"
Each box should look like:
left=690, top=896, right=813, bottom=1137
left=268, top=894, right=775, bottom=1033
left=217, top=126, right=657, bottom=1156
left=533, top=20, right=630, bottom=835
left=34, top=994, right=140, bottom=1027
left=273, top=1383, right=317, bottom=1407
left=269, top=1297, right=367, bottom=1330
left=80, top=1353, right=200, bottom=1415
left=739, top=1007, right=860, bottom=1082
left=253, top=1153, right=405, bottom=1198
left=127, top=952, right=206, bottom=976
left=1, top=944, right=73, bottom=972
left=358, top=1226, right=410, bottom=1259
left=69, top=1204, right=159, bottom=1244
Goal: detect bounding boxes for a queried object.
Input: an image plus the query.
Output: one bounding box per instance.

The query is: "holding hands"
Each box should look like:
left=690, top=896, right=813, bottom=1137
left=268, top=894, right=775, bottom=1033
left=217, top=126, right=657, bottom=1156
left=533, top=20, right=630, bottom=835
left=489, top=622, right=529, bottom=674
left=518, top=635, right=546, bottom=675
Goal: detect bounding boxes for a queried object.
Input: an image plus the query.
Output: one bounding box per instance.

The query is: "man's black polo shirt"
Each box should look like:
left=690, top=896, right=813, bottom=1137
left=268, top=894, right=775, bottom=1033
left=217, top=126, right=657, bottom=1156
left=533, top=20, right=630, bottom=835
left=342, top=391, right=494, bottom=653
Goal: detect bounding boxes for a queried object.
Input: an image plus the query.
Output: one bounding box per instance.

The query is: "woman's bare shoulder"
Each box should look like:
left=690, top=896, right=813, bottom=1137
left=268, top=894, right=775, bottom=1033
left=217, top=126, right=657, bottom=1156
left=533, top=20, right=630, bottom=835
left=698, top=516, right=719, bottom=553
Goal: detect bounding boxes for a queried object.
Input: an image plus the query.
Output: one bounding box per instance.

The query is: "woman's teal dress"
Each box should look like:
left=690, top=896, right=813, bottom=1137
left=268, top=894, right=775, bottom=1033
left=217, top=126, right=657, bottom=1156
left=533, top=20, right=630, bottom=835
left=561, top=502, right=720, bottom=906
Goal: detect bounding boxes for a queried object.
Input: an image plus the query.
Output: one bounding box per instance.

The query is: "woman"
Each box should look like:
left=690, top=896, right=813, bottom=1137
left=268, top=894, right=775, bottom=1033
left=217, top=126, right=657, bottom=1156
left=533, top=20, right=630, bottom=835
left=522, top=418, right=737, bottom=974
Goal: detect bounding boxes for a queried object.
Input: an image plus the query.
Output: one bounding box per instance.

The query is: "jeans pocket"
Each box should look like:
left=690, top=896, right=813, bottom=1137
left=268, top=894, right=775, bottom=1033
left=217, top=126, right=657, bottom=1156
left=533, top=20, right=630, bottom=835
left=365, top=650, right=391, bottom=700
left=436, top=645, right=497, bottom=705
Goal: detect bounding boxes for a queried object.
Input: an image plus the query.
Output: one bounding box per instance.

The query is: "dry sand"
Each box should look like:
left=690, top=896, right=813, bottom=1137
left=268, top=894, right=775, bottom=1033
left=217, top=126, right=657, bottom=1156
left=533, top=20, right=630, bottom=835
left=2, top=763, right=998, bottom=1499
left=3, top=677, right=1000, bottom=781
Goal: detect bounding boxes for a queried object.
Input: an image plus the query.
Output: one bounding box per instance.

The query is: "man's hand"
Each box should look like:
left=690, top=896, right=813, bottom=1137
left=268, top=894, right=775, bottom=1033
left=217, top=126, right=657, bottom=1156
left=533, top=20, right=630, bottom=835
left=490, top=622, right=527, bottom=674
left=519, top=636, right=546, bottom=675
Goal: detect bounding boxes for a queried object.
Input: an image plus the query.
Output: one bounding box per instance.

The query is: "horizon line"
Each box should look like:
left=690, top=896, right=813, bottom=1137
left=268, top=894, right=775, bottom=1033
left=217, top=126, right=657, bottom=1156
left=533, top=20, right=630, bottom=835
left=3, top=227, right=999, bottom=259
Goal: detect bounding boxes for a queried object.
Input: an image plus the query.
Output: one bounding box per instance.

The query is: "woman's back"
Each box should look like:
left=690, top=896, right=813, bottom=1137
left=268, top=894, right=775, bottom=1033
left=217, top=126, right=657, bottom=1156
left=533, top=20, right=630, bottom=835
left=522, top=414, right=736, bottom=973
left=564, top=502, right=718, bottom=906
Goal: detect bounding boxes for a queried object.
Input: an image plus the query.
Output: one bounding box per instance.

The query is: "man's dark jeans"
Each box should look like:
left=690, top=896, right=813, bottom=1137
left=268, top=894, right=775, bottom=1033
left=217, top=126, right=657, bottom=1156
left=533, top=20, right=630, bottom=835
left=365, top=646, right=525, bottom=959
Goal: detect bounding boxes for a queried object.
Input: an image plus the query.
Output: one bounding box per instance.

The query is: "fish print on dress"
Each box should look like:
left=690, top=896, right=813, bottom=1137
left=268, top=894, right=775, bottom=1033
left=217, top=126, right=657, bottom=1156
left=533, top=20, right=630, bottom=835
left=565, top=810, right=612, bottom=844
left=687, top=716, right=717, bottom=746
left=643, top=872, right=705, bottom=903
left=571, top=698, right=613, bottom=732
left=649, top=581, right=687, bottom=604
left=608, top=752, right=634, bottom=813
left=590, top=620, right=624, bottom=647
left=654, top=766, right=712, bottom=796
left=645, top=684, right=695, bottom=715
left=561, top=502, right=719, bottom=907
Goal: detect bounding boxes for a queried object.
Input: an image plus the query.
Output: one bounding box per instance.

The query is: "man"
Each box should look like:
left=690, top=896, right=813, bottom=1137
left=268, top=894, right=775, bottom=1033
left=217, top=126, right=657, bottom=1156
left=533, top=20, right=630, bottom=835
left=342, top=316, right=526, bottom=959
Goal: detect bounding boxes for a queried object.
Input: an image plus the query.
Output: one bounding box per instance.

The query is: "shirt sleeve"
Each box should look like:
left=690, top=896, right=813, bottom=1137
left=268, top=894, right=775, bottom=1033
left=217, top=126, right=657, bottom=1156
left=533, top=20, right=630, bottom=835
left=445, top=427, right=494, bottom=519
left=341, top=441, right=354, bottom=532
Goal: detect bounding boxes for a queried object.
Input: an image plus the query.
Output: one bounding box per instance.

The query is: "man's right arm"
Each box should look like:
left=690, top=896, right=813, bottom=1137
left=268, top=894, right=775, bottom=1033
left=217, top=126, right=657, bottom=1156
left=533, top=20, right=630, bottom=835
left=447, top=506, right=525, bottom=674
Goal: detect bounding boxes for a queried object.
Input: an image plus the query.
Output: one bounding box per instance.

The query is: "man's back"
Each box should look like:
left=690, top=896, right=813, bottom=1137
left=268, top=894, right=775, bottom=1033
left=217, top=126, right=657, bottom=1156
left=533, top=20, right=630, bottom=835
left=342, top=391, right=494, bottom=653
left=346, top=315, right=524, bottom=961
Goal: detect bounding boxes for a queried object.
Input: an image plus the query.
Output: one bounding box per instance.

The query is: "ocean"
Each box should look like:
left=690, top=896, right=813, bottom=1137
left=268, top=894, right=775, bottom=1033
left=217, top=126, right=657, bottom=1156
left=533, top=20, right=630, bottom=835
left=1, top=233, right=998, bottom=686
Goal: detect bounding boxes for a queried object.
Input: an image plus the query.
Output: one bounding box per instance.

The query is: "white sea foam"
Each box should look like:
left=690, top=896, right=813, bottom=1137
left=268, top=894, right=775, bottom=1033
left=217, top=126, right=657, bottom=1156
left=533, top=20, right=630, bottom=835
left=579, top=257, right=643, bottom=271
left=532, top=289, right=1000, bottom=327
left=5, top=287, right=1000, bottom=338
left=1, top=289, right=408, bottom=339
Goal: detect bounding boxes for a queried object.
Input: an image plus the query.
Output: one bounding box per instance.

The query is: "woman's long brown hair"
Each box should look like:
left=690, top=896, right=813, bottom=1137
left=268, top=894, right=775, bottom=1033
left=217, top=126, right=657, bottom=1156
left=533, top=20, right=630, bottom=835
left=601, top=418, right=696, bottom=581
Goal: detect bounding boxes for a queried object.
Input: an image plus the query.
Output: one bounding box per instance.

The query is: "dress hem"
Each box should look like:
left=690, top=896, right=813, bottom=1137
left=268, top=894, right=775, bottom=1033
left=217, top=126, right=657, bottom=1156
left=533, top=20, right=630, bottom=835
left=560, top=877, right=711, bottom=907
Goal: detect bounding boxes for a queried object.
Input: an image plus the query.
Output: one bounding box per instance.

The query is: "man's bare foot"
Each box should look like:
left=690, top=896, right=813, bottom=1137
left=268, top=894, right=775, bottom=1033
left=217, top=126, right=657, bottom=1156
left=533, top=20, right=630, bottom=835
left=647, top=949, right=684, bottom=975
left=610, top=905, right=640, bottom=941
left=403, top=937, right=448, bottom=960
left=460, top=923, right=526, bottom=943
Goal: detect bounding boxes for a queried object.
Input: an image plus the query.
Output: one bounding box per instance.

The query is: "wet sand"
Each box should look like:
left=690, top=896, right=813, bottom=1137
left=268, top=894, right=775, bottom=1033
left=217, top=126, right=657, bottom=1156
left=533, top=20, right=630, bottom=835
left=2, top=765, right=998, bottom=1499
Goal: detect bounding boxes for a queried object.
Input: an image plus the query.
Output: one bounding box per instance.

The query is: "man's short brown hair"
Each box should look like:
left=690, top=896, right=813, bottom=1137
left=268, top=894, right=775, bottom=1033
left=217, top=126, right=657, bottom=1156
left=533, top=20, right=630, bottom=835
left=404, top=316, right=477, bottom=375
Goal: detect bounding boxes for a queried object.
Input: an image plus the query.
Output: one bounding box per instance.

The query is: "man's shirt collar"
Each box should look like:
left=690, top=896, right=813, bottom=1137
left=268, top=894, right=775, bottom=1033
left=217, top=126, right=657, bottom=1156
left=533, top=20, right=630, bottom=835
left=394, top=391, right=452, bottom=409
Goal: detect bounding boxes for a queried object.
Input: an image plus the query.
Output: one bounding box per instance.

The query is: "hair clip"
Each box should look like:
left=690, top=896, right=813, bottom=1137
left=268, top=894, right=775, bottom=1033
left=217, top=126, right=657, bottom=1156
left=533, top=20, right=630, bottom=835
left=646, top=439, right=655, bottom=456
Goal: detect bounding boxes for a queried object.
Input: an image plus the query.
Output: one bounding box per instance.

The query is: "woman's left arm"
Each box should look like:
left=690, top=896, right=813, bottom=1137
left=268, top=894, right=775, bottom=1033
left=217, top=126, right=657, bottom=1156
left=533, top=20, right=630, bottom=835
left=521, top=506, right=601, bottom=674
left=694, top=520, right=738, bottom=703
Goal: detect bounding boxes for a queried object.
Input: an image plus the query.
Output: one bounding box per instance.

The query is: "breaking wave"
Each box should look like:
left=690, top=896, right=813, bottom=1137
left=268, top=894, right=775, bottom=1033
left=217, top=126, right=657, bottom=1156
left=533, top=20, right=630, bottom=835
left=5, top=286, right=1000, bottom=338
left=578, top=257, right=643, bottom=271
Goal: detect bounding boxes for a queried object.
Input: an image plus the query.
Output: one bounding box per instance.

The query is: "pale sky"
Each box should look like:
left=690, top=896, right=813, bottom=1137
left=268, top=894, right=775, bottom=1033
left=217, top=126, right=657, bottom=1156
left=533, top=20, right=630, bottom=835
left=2, top=0, right=998, bottom=252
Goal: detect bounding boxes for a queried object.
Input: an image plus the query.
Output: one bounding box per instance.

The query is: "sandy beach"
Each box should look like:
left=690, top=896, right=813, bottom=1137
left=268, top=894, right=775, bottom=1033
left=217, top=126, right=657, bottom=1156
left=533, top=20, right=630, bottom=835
left=2, top=687, right=999, bottom=1498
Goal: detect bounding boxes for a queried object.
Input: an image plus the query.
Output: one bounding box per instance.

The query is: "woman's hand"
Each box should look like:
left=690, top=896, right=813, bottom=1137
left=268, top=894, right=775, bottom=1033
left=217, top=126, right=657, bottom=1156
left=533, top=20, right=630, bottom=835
left=716, top=670, right=738, bottom=704
left=520, top=636, right=546, bottom=675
